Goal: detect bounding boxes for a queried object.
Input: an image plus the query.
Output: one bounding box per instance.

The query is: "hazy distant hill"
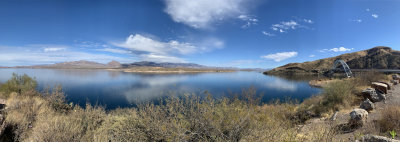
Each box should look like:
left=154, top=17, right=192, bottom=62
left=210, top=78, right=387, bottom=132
left=265, top=46, right=400, bottom=75
left=121, top=61, right=206, bottom=68
left=20, top=60, right=210, bottom=69
left=24, top=60, right=121, bottom=69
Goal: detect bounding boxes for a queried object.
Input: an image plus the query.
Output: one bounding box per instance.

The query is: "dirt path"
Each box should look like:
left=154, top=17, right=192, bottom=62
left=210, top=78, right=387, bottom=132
left=297, top=83, right=400, bottom=141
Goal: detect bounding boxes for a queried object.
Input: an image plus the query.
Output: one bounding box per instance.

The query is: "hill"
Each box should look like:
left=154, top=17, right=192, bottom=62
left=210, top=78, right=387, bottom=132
left=22, top=60, right=121, bottom=69
left=121, top=61, right=206, bottom=68
left=264, top=46, right=400, bottom=75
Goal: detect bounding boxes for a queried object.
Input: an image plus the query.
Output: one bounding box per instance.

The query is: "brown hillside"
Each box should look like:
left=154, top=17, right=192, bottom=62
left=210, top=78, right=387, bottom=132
left=264, top=46, right=400, bottom=75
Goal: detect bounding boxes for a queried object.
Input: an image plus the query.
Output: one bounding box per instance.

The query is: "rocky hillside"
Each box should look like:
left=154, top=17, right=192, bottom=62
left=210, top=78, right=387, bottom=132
left=265, top=46, right=400, bottom=75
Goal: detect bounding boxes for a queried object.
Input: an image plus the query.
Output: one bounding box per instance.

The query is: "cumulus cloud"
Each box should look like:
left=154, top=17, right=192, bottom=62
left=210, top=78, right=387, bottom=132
left=114, top=34, right=224, bottom=62
left=372, top=14, right=379, bottom=18
left=164, top=0, right=250, bottom=29
left=260, top=51, right=298, bottom=62
left=309, top=55, right=315, bottom=57
left=116, top=34, right=197, bottom=55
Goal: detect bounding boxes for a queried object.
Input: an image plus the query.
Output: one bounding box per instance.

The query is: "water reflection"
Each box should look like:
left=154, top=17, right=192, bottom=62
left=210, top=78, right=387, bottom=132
left=0, top=69, right=321, bottom=109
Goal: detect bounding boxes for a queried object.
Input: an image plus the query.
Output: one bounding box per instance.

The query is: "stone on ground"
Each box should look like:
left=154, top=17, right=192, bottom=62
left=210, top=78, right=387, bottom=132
left=360, top=98, right=374, bottom=112
left=372, top=82, right=388, bottom=94
left=362, top=88, right=385, bottom=103
left=357, top=134, right=400, bottom=142
left=349, top=108, right=368, bottom=127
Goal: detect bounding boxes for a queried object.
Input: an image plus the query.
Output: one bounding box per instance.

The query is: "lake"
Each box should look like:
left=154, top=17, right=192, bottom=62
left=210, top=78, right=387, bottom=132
left=0, top=69, right=321, bottom=109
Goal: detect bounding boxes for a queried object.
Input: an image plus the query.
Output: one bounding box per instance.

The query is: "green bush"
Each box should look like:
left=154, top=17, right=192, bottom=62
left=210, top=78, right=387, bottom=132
left=0, top=73, right=38, bottom=97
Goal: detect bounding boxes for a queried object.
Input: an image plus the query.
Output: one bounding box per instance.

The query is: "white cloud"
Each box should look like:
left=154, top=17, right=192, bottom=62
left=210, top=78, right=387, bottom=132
left=366, top=8, right=370, bottom=12
left=164, top=0, right=250, bottom=29
left=116, top=34, right=198, bottom=55
left=266, top=19, right=313, bottom=35
left=303, top=19, right=314, bottom=24
left=114, top=34, right=224, bottom=62
left=238, top=14, right=258, bottom=28
left=139, top=53, right=186, bottom=63
left=262, top=31, right=275, bottom=37
left=372, top=14, right=379, bottom=18
left=44, top=47, right=66, bottom=52
left=309, top=55, right=315, bottom=57
left=100, top=48, right=132, bottom=54
left=320, top=47, right=354, bottom=53
left=329, top=47, right=352, bottom=52
left=271, top=21, right=299, bottom=31
left=260, top=51, right=298, bottom=62
left=352, top=19, right=362, bottom=23
left=0, top=45, right=134, bottom=66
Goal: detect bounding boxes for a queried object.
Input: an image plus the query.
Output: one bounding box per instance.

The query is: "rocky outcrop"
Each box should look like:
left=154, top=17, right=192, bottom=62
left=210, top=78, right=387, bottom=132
left=349, top=109, right=368, bottom=127
left=360, top=99, right=374, bottom=112
left=357, top=134, right=400, bottom=142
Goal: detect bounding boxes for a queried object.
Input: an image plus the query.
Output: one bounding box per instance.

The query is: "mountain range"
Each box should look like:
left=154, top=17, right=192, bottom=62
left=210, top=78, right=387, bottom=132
left=16, top=60, right=212, bottom=69
left=265, top=46, right=400, bottom=75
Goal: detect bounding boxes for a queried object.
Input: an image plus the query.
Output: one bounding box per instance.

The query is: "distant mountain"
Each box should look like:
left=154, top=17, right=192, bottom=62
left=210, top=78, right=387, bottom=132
left=24, top=60, right=121, bottom=69
left=19, top=60, right=212, bottom=69
left=265, top=46, right=400, bottom=75
left=121, top=61, right=206, bottom=68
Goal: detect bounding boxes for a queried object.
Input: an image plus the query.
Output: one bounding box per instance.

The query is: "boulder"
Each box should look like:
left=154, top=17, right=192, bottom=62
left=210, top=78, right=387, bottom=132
left=362, top=88, right=385, bottom=103
left=349, top=109, right=368, bottom=127
left=372, top=82, right=388, bottom=94
left=360, top=99, right=375, bottom=112
left=358, top=134, right=400, bottom=142
left=379, top=81, right=392, bottom=90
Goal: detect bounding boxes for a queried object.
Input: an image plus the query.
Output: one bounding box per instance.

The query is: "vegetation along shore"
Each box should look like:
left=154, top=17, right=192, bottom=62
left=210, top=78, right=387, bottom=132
left=0, top=71, right=399, bottom=141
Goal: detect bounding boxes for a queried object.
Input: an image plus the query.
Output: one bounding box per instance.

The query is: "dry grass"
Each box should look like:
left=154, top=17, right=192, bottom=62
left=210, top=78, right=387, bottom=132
left=377, top=106, right=400, bottom=133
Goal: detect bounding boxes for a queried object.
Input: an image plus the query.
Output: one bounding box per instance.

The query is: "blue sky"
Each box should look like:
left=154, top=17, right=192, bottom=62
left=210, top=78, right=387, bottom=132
left=0, top=0, right=399, bottom=68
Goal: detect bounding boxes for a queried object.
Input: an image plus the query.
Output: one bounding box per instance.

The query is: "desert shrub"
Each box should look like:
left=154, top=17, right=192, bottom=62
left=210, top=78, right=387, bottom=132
left=320, top=80, right=356, bottom=112
left=0, top=73, right=38, bottom=97
left=377, top=106, right=400, bottom=133
left=42, top=85, right=72, bottom=113
left=296, top=79, right=358, bottom=121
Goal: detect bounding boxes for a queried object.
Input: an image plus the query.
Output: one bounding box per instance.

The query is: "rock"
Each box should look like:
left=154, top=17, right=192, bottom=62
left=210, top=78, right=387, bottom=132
left=379, top=81, right=392, bottom=90
left=362, top=88, right=384, bottom=103
left=0, top=99, right=5, bottom=110
left=393, top=74, right=400, bottom=80
left=349, top=109, right=368, bottom=127
left=372, top=82, right=388, bottom=94
left=358, top=134, right=400, bottom=142
left=392, top=80, right=399, bottom=85
left=360, top=99, right=374, bottom=112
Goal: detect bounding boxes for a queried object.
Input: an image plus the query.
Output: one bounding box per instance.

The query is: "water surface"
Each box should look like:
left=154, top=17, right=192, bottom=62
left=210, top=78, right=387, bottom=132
left=0, top=69, right=320, bottom=109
